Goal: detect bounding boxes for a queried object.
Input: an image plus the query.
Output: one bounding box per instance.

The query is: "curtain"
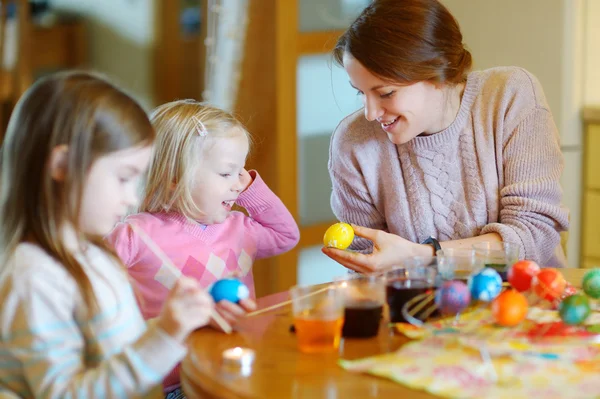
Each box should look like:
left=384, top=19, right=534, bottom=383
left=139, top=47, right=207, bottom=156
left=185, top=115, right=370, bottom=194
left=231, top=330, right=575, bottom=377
left=202, top=0, right=249, bottom=112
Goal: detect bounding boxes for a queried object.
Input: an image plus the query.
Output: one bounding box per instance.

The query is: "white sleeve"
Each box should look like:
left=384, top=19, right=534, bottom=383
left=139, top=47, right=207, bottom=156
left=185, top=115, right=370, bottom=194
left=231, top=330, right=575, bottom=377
left=0, top=269, right=186, bottom=399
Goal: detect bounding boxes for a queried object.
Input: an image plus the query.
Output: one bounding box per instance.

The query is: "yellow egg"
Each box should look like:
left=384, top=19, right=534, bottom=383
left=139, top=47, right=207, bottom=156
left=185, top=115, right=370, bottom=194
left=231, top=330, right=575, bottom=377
left=323, top=222, right=354, bottom=249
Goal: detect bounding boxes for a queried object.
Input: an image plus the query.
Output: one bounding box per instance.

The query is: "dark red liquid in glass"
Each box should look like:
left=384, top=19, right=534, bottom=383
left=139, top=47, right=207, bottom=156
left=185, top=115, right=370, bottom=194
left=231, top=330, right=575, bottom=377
left=386, top=278, right=434, bottom=323
left=342, top=300, right=383, bottom=338
left=486, top=263, right=508, bottom=282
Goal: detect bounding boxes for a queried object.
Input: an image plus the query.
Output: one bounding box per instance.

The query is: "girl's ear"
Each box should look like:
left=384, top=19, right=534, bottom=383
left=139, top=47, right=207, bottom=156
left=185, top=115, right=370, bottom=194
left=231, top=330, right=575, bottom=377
left=49, top=145, right=69, bottom=182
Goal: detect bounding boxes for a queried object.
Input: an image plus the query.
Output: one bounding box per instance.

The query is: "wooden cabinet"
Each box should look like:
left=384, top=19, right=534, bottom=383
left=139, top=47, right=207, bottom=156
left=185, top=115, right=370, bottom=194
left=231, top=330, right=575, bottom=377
left=153, top=0, right=204, bottom=105
left=581, top=108, right=600, bottom=269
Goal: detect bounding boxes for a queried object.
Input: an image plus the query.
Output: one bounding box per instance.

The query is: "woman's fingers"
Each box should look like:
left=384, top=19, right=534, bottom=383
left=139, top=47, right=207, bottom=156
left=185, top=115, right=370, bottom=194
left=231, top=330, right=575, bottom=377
left=350, top=224, right=380, bottom=241
left=321, top=247, right=375, bottom=273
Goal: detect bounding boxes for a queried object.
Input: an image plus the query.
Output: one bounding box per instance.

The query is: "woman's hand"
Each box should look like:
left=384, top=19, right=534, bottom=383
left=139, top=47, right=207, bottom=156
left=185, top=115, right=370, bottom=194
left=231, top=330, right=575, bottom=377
left=321, top=224, right=432, bottom=273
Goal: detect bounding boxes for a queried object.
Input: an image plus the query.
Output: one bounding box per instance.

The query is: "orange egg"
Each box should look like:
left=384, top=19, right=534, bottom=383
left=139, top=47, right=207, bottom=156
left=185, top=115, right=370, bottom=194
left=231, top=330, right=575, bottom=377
left=492, top=289, right=528, bottom=327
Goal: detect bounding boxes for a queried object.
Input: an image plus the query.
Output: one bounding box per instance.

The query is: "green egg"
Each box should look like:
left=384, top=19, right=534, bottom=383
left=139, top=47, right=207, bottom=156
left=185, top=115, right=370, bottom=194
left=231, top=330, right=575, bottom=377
left=582, top=269, right=600, bottom=299
left=559, top=294, right=591, bottom=325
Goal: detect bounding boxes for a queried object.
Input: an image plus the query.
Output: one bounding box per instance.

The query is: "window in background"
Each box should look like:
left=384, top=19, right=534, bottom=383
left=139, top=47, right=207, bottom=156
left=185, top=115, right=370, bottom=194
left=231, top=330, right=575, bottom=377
left=296, top=52, right=362, bottom=284
left=297, top=245, right=349, bottom=285
left=299, top=0, right=370, bottom=32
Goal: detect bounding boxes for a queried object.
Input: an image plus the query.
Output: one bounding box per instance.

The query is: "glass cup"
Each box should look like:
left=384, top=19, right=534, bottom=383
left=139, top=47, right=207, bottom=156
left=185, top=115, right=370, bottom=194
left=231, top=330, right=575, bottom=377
left=335, top=273, right=385, bottom=338
left=384, top=263, right=437, bottom=324
left=436, top=248, right=484, bottom=282
left=290, top=284, right=345, bottom=353
left=401, top=256, right=444, bottom=288
left=472, top=242, right=519, bottom=281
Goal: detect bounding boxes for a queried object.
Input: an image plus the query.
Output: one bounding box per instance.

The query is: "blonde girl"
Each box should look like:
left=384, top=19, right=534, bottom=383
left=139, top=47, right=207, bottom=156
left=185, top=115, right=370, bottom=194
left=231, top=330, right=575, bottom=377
left=107, top=100, right=300, bottom=390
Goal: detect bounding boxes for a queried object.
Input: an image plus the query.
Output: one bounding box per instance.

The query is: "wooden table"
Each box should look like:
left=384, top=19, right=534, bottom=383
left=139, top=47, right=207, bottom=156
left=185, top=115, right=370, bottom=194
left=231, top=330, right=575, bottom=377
left=181, top=268, right=587, bottom=398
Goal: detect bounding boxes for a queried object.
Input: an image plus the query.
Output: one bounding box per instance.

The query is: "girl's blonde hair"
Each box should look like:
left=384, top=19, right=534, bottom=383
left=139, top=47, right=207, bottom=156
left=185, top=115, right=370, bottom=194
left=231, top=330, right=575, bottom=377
left=141, top=99, right=251, bottom=220
left=0, top=71, right=155, bottom=310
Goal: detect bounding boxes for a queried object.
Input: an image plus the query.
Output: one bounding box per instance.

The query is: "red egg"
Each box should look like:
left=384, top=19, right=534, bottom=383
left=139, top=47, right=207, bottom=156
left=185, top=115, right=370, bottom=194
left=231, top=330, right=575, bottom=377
left=507, top=260, right=541, bottom=292
left=532, top=268, right=566, bottom=302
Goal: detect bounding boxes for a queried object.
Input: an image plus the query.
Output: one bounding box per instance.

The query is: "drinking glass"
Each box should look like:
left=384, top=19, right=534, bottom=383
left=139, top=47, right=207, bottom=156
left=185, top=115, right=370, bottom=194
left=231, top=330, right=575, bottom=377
left=290, top=284, right=345, bottom=353
left=472, top=242, right=519, bottom=281
left=335, top=273, right=385, bottom=338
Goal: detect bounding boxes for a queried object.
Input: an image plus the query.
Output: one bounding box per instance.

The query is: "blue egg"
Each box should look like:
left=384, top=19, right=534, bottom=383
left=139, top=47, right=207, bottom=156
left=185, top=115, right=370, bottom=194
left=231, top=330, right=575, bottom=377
left=468, top=268, right=503, bottom=302
left=209, top=278, right=250, bottom=303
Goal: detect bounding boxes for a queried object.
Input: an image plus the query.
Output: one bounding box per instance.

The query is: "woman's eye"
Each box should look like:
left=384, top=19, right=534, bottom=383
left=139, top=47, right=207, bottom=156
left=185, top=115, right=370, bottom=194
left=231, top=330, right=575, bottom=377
left=356, top=90, right=364, bottom=96
left=381, top=91, right=395, bottom=99
left=220, top=174, right=231, bottom=178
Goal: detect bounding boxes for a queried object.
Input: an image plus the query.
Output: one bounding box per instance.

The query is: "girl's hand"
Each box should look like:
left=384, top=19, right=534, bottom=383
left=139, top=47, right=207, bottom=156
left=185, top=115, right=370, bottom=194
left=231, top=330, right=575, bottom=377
left=210, top=298, right=257, bottom=332
left=156, top=277, right=215, bottom=343
left=321, top=224, right=431, bottom=273
left=239, top=168, right=253, bottom=192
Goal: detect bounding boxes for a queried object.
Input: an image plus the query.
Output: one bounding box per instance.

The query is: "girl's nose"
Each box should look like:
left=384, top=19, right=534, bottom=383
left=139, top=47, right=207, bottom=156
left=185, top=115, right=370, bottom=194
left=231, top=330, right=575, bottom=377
left=231, top=176, right=244, bottom=192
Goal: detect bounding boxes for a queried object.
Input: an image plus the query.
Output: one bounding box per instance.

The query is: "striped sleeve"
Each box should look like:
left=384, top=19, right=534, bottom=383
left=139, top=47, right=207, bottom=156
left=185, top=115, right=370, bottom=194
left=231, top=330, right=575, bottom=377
left=0, top=264, right=186, bottom=398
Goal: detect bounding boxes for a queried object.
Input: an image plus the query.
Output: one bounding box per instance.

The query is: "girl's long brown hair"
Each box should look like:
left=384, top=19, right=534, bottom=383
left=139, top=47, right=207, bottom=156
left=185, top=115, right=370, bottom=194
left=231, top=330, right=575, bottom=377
left=0, top=71, right=155, bottom=310
left=334, top=0, right=472, bottom=85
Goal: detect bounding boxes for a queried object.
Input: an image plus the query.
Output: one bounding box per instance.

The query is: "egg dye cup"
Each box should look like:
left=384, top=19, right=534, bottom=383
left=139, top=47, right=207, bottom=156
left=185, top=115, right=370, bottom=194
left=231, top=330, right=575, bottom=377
left=473, top=241, right=519, bottom=282
left=334, top=273, right=386, bottom=338
left=436, top=248, right=484, bottom=282
left=385, top=263, right=437, bottom=324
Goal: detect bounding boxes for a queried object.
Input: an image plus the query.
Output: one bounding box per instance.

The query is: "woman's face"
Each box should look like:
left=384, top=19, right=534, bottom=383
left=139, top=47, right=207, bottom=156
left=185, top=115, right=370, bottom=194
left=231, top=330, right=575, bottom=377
left=343, top=53, right=449, bottom=145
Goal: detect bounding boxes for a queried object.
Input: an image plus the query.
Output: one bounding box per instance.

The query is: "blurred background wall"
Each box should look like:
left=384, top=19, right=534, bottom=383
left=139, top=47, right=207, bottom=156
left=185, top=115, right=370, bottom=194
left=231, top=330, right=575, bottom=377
left=2, top=0, right=599, bottom=295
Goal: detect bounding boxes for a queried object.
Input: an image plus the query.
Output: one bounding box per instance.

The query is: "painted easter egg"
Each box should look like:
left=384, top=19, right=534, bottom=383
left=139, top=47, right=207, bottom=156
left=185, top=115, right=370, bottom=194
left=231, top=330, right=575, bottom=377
left=492, top=289, right=528, bottom=327
left=468, top=268, right=503, bottom=302
left=562, top=283, right=577, bottom=299
left=551, top=283, right=578, bottom=311
left=582, top=269, right=600, bottom=299
left=559, top=294, right=591, bottom=325
left=507, top=260, right=540, bottom=292
left=532, top=269, right=566, bottom=302
left=323, top=222, right=354, bottom=250
left=435, top=280, right=471, bottom=315
left=209, top=278, right=250, bottom=303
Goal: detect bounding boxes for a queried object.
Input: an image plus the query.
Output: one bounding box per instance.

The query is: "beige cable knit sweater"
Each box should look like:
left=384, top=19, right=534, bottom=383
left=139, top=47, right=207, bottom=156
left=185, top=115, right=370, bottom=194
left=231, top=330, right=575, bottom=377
left=329, top=67, right=569, bottom=267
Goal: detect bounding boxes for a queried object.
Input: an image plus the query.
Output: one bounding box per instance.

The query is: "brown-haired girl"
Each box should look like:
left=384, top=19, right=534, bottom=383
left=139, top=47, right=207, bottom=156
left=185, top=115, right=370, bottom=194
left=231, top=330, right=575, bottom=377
left=323, top=0, right=569, bottom=272
left=0, top=72, right=214, bottom=398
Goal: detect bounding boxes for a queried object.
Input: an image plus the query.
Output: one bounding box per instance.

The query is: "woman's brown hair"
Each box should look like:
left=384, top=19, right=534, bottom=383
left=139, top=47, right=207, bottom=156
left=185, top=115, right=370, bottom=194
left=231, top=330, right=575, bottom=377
left=333, top=0, right=472, bottom=85
left=0, top=71, right=155, bottom=310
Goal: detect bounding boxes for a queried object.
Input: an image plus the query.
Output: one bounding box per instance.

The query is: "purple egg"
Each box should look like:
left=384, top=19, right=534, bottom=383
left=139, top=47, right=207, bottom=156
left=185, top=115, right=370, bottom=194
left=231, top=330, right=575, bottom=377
left=435, top=280, right=471, bottom=315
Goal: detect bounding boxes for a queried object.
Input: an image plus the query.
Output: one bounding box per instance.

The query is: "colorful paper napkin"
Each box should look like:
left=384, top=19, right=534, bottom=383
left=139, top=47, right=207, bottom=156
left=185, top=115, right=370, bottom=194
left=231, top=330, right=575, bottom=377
left=340, top=307, right=600, bottom=398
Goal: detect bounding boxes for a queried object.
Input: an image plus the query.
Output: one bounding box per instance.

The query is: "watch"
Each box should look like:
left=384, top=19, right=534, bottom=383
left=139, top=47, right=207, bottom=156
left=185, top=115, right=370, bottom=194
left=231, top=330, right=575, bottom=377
left=421, top=236, right=441, bottom=255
